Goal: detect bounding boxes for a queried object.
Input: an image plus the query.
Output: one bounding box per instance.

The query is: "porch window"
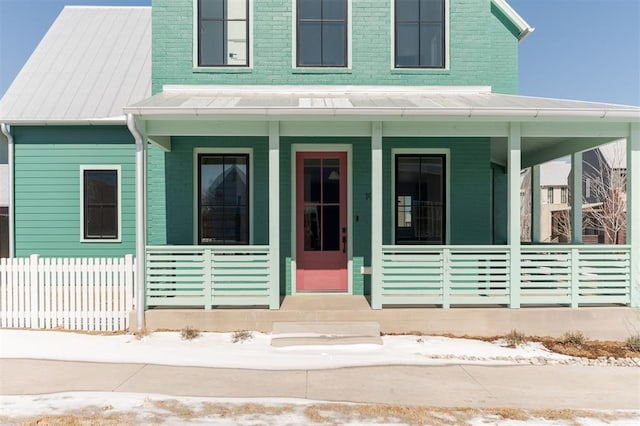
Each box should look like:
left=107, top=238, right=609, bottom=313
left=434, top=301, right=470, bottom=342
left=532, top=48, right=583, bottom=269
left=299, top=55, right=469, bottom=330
left=81, top=167, right=120, bottom=241
left=198, top=0, right=249, bottom=67
left=296, top=0, right=348, bottom=67
left=395, top=0, right=445, bottom=68
left=395, top=155, right=445, bottom=244
left=198, top=154, right=249, bottom=244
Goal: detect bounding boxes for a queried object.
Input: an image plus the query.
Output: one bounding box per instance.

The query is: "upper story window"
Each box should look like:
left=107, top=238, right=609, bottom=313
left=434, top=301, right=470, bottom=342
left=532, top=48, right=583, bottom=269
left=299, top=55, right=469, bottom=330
left=198, top=0, right=249, bottom=67
left=297, top=0, right=348, bottom=67
left=395, top=0, right=445, bottom=68
left=547, top=187, right=554, bottom=204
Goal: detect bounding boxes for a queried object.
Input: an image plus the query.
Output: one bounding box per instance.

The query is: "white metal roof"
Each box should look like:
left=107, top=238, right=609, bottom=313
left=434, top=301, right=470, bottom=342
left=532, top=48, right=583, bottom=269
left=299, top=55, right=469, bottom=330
left=540, top=161, right=571, bottom=187
left=0, top=6, right=151, bottom=124
left=597, top=139, right=626, bottom=169
left=124, top=85, right=640, bottom=121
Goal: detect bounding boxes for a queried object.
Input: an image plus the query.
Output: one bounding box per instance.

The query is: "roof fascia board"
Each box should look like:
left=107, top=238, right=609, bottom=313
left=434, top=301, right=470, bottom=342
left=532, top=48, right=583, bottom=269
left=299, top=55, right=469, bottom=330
left=492, top=0, right=534, bottom=41
left=123, top=107, right=640, bottom=122
left=0, top=118, right=127, bottom=125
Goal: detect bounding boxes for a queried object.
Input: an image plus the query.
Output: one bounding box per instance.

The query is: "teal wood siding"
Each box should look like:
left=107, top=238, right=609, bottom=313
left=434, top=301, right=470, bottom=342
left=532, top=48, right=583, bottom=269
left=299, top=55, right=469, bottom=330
left=152, top=0, right=518, bottom=94
left=383, top=137, right=492, bottom=245
left=13, top=126, right=135, bottom=257
left=491, top=162, right=508, bottom=244
left=159, top=137, right=269, bottom=246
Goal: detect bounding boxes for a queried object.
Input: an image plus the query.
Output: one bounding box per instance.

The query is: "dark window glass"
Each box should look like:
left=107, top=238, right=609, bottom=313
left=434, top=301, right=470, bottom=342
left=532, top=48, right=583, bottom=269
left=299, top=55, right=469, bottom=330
left=395, top=155, right=445, bottom=244
left=303, top=157, right=341, bottom=251
left=395, top=0, right=445, bottom=68
left=84, top=169, right=118, bottom=240
left=199, top=154, right=249, bottom=244
left=198, top=0, right=249, bottom=67
left=297, top=0, right=347, bottom=67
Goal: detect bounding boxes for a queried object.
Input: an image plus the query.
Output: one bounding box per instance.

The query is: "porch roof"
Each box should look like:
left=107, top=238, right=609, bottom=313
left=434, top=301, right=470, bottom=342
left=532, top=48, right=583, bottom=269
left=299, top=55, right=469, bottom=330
left=125, top=85, right=640, bottom=122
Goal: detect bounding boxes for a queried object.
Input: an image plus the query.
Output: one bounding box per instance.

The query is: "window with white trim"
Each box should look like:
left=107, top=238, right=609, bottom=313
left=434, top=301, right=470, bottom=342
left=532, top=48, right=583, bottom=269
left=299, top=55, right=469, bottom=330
left=394, top=0, right=445, bottom=68
left=82, top=167, right=120, bottom=240
left=198, top=0, right=249, bottom=67
left=198, top=154, right=249, bottom=244
left=395, top=154, right=445, bottom=244
left=296, top=0, right=348, bottom=67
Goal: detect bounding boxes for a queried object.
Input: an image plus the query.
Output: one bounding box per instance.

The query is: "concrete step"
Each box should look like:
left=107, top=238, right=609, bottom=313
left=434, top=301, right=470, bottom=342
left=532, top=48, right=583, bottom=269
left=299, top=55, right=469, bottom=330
left=271, top=321, right=382, bottom=347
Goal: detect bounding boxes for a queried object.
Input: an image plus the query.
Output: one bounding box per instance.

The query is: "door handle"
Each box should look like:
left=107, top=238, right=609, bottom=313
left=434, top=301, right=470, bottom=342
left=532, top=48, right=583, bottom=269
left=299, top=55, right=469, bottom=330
left=342, top=235, right=347, bottom=253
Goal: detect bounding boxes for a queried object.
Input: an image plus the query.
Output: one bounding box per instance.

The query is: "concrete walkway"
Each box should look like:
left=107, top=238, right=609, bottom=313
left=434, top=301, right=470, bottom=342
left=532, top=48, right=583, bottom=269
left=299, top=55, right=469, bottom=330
left=1, top=359, right=638, bottom=410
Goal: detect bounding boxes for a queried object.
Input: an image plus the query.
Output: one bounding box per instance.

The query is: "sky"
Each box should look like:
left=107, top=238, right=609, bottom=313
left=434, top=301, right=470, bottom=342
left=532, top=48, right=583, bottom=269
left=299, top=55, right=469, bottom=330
left=0, top=0, right=638, bottom=105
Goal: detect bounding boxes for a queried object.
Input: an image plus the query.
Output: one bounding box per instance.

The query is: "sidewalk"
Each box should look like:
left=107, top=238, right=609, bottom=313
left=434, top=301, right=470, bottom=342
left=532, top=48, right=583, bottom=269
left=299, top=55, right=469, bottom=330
left=1, top=359, right=638, bottom=410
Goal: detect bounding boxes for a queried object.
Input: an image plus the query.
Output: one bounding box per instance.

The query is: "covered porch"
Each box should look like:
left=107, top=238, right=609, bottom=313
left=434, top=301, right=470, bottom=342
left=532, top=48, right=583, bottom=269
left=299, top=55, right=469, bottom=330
left=124, top=86, right=640, bottom=325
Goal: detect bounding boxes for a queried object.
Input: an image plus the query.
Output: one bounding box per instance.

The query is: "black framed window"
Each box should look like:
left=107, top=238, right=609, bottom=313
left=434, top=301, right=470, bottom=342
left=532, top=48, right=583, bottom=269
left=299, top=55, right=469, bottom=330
left=297, top=0, right=347, bottom=67
left=395, top=155, right=445, bottom=244
left=198, top=0, right=249, bottom=67
left=83, top=169, right=118, bottom=240
left=198, top=154, right=249, bottom=244
left=395, top=0, right=445, bottom=68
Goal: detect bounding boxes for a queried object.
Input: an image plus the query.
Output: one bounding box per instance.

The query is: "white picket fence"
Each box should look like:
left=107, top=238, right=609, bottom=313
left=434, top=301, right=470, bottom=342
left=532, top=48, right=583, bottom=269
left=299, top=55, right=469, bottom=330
left=0, top=255, right=135, bottom=331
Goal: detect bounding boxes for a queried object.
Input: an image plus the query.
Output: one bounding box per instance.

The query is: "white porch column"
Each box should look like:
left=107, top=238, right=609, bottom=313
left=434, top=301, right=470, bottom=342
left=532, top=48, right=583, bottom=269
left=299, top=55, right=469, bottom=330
left=508, top=123, right=521, bottom=308
left=628, top=123, right=640, bottom=307
left=268, top=121, right=280, bottom=309
left=571, top=152, right=583, bottom=244
left=371, top=122, right=383, bottom=309
left=128, top=114, right=147, bottom=330
left=531, top=165, right=541, bottom=242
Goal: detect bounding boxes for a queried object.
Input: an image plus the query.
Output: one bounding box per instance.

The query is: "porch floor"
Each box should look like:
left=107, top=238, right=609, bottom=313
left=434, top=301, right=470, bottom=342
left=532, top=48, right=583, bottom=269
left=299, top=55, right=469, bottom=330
left=135, top=296, right=640, bottom=340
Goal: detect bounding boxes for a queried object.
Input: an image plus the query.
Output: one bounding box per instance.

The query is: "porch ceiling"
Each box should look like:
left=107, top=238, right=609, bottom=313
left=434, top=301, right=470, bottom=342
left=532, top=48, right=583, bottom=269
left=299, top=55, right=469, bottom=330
left=491, top=136, right=620, bottom=167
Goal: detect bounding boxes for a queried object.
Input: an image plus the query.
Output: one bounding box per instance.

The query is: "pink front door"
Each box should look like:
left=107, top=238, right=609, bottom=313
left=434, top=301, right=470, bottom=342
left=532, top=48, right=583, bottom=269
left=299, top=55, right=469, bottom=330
left=296, top=152, right=348, bottom=291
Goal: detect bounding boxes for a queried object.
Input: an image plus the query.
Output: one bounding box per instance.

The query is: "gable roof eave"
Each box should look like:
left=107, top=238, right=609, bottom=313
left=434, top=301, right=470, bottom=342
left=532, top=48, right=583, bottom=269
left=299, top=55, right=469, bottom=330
left=492, top=0, right=535, bottom=41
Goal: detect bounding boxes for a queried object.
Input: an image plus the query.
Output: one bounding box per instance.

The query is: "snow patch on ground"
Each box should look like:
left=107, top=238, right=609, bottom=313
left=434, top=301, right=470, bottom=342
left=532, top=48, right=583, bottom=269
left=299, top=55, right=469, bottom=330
left=0, top=329, right=574, bottom=370
left=1, top=392, right=638, bottom=425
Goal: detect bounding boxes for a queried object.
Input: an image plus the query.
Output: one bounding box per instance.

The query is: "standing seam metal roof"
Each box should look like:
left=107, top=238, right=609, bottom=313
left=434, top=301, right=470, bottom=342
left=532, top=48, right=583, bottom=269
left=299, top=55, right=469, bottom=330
left=0, top=6, right=151, bottom=123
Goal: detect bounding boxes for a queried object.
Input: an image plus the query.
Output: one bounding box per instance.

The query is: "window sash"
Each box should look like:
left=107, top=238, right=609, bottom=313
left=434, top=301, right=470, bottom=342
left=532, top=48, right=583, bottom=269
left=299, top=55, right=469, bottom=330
left=394, top=0, right=445, bottom=68
left=296, top=0, right=348, bottom=67
left=395, top=154, right=446, bottom=244
left=198, top=154, right=250, bottom=245
left=83, top=169, right=119, bottom=240
left=198, top=0, right=249, bottom=67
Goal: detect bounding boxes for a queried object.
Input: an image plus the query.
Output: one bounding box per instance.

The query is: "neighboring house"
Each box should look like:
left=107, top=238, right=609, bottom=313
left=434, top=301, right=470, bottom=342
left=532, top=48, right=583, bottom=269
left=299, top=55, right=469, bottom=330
left=522, top=143, right=628, bottom=244
left=1, top=0, right=639, bottom=323
left=583, top=140, right=627, bottom=244
left=539, top=161, right=571, bottom=243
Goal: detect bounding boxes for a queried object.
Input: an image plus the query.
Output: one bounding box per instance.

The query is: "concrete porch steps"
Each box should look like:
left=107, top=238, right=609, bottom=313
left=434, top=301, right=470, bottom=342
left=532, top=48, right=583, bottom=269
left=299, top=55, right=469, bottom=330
left=270, top=321, right=383, bottom=347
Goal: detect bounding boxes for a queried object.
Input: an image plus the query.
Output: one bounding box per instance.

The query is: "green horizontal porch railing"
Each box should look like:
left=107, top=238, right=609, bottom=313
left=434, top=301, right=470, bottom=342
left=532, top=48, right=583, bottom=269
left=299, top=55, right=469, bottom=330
left=521, top=245, right=631, bottom=307
left=379, top=245, right=631, bottom=308
left=145, top=245, right=272, bottom=309
left=380, top=245, right=510, bottom=308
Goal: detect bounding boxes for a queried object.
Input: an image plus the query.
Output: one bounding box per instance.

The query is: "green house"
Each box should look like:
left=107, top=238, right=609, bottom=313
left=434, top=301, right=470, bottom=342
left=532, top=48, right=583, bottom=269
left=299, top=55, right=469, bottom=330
left=1, top=1, right=639, bottom=329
